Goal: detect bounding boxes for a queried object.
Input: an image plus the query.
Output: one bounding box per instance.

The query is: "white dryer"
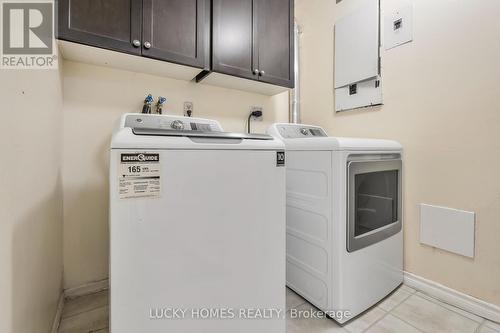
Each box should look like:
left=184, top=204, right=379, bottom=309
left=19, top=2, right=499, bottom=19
left=110, top=114, right=286, bottom=333
left=268, top=123, right=403, bottom=323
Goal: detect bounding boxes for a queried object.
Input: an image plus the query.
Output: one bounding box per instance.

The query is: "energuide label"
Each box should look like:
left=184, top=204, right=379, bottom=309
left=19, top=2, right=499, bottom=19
left=119, top=153, right=161, bottom=199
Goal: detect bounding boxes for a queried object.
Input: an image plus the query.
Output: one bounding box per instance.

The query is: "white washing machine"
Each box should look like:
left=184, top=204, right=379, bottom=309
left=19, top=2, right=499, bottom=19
left=268, top=123, right=403, bottom=323
left=110, top=114, right=286, bottom=333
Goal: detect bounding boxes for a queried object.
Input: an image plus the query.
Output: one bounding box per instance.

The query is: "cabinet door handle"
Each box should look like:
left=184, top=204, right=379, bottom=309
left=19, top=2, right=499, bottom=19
left=132, top=40, right=141, bottom=48
left=253, top=69, right=259, bottom=75
left=259, top=70, right=265, bottom=76
left=144, top=41, right=152, bottom=49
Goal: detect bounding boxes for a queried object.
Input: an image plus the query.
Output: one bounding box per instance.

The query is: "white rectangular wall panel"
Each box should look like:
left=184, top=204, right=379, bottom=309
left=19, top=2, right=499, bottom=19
left=420, top=204, right=475, bottom=258
left=335, top=77, right=382, bottom=112
left=384, top=3, right=414, bottom=50
left=334, top=0, right=380, bottom=88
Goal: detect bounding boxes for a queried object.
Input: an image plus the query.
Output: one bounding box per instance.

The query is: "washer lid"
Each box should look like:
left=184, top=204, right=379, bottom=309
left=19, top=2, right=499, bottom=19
left=132, top=128, right=273, bottom=140
left=111, top=114, right=283, bottom=150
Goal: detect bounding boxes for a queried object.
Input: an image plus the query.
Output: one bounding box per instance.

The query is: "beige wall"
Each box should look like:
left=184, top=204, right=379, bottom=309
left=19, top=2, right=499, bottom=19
left=61, top=61, right=289, bottom=289
left=0, top=66, right=64, bottom=331
left=296, top=0, right=500, bottom=305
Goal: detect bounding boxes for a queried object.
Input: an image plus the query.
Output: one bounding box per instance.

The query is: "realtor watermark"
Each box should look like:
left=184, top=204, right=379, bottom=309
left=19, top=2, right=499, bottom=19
left=149, top=307, right=352, bottom=322
left=150, top=308, right=285, bottom=320
left=1, top=1, right=57, bottom=69
left=290, top=308, right=352, bottom=322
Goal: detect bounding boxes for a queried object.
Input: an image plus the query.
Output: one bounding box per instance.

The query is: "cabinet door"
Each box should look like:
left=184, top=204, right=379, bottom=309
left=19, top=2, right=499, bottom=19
left=212, top=0, right=256, bottom=80
left=255, top=0, right=294, bottom=87
left=58, top=0, right=142, bottom=55
left=142, top=0, right=210, bottom=69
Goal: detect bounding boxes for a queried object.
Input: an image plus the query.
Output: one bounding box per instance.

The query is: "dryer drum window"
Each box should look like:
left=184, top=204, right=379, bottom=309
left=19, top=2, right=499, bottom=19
left=347, top=157, right=402, bottom=252
left=354, top=170, right=398, bottom=237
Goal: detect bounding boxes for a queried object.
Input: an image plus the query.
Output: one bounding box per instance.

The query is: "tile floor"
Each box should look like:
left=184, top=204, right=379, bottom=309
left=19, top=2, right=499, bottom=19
left=57, top=285, right=500, bottom=333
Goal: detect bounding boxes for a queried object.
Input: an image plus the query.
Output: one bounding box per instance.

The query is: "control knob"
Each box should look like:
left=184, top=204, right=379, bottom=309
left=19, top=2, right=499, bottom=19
left=171, top=120, right=185, bottom=130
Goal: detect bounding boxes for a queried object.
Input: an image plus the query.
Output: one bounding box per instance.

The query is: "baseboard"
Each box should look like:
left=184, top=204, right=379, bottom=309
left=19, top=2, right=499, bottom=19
left=51, top=279, right=109, bottom=332
left=64, top=278, right=109, bottom=299
left=56, top=274, right=500, bottom=325
left=50, top=293, right=65, bottom=333
left=404, top=271, right=500, bottom=323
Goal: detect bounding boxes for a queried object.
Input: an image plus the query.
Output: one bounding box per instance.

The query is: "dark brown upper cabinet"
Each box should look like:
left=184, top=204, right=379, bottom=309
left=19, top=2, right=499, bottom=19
left=58, top=0, right=210, bottom=69
left=58, top=0, right=142, bottom=55
left=255, top=0, right=294, bottom=87
left=142, top=0, right=210, bottom=68
left=212, top=0, right=255, bottom=80
left=212, top=0, right=294, bottom=88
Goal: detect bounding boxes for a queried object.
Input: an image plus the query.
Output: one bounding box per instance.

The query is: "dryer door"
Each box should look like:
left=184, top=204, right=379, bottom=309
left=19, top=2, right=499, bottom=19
left=347, top=155, right=402, bottom=252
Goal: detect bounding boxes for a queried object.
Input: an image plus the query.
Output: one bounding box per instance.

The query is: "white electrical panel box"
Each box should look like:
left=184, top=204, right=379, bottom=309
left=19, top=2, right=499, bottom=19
left=334, top=0, right=382, bottom=112
left=384, top=2, right=413, bottom=50
left=334, top=0, right=379, bottom=88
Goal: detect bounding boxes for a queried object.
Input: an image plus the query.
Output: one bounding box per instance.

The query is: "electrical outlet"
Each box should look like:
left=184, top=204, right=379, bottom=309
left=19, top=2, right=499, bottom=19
left=250, top=106, right=263, bottom=121
left=184, top=101, right=193, bottom=117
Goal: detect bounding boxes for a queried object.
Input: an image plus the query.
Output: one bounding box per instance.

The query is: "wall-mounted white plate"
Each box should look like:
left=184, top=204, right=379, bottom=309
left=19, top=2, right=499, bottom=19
left=420, top=204, right=475, bottom=258
left=384, top=3, right=414, bottom=50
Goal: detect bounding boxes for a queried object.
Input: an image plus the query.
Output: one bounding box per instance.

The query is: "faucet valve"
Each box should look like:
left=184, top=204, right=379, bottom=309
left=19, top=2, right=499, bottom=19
left=156, top=96, right=167, bottom=114
left=142, top=94, right=154, bottom=114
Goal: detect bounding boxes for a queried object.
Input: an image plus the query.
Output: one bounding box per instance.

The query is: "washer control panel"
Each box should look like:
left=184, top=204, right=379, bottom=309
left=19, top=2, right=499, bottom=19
left=124, top=114, right=222, bottom=132
left=275, top=124, right=327, bottom=139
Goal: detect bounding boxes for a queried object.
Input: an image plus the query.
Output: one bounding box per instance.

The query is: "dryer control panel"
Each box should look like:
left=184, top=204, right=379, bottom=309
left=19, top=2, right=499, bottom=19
left=272, top=124, right=328, bottom=139
left=123, top=114, right=223, bottom=132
